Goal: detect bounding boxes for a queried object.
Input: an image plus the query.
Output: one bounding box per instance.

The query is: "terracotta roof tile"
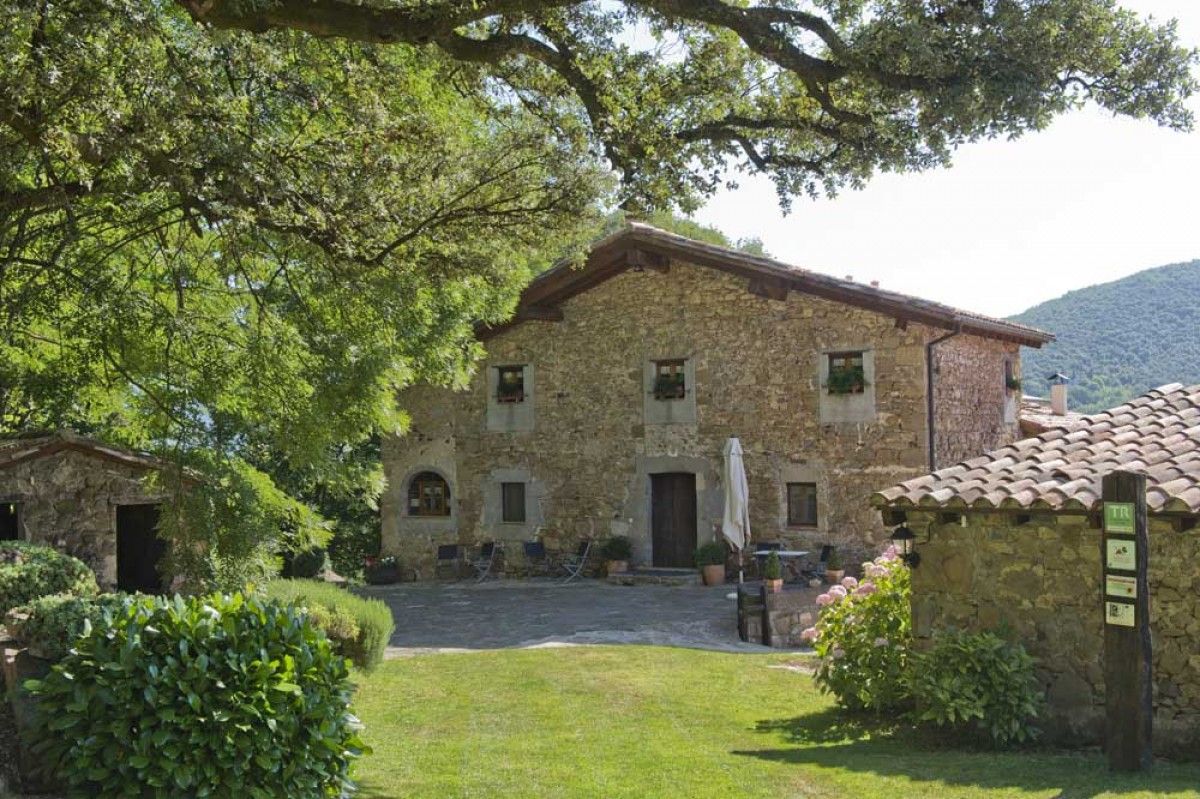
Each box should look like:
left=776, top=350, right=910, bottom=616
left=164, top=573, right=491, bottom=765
left=872, top=384, right=1200, bottom=514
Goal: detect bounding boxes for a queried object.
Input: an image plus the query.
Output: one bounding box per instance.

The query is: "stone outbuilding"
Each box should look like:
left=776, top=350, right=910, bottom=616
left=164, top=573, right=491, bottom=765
left=382, top=223, right=1053, bottom=577
left=0, top=431, right=184, bottom=591
left=873, top=383, right=1200, bottom=754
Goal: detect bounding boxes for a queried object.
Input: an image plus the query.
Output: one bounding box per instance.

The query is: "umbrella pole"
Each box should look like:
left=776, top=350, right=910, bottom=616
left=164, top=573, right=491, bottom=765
left=738, top=548, right=744, bottom=584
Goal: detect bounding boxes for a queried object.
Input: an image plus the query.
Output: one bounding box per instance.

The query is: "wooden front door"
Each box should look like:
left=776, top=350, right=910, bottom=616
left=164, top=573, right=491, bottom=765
left=651, top=473, right=697, bottom=568
left=116, top=504, right=166, bottom=594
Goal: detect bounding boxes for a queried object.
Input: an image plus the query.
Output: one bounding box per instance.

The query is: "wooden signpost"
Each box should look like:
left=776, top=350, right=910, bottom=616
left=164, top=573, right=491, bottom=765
left=1101, top=470, right=1153, bottom=771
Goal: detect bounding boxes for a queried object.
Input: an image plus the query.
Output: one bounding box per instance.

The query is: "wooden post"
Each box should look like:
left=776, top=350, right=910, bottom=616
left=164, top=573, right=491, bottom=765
left=760, top=585, right=772, bottom=648
left=1101, top=470, right=1153, bottom=771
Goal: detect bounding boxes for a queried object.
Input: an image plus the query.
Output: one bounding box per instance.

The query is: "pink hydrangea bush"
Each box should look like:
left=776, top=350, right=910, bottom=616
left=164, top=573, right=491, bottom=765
left=808, top=546, right=912, bottom=712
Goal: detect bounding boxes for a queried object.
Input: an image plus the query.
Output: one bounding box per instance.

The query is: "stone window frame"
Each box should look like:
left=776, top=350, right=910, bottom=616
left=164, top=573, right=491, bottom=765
left=500, top=481, right=527, bottom=524
left=785, top=482, right=819, bottom=528
left=407, top=470, right=452, bottom=517
left=817, top=346, right=877, bottom=424
left=643, top=355, right=697, bottom=426
left=486, top=361, right=535, bottom=432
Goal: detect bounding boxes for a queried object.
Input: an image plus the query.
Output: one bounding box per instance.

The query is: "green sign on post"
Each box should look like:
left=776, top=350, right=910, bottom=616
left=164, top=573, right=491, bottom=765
left=1104, top=502, right=1135, bottom=534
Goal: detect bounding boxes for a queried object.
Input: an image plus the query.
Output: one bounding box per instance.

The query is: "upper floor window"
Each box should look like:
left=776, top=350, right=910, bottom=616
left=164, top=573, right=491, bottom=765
left=1004, top=359, right=1021, bottom=393
left=826, top=351, right=866, bottom=395
left=501, top=482, right=526, bottom=523
left=653, top=359, right=687, bottom=400
left=497, top=365, right=525, bottom=403
left=786, top=483, right=818, bottom=527
left=408, top=471, right=450, bottom=517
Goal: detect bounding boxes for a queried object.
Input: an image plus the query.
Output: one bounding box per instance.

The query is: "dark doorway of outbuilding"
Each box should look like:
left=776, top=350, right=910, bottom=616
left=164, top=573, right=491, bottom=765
left=651, top=472, right=697, bottom=568
left=1, top=502, right=17, bottom=540
left=116, top=504, right=166, bottom=593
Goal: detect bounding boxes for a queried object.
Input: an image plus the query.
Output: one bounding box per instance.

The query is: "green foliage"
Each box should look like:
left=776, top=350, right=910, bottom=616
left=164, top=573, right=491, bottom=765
left=1012, top=260, right=1200, bottom=413
left=809, top=552, right=911, bottom=712
left=762, top=551, right=783, bottom=580
left=284, top=548, right=329, bottom=580
left=262, top=579, right=394, bottom=670
left=0, top=541, right=98, bottom=617
left=600, top=536, right=633, bottom=561
left=0, top=0, right=605, bottom=588
left=5, top=592, right=128, bottom=662
left=693, top=541, right=725, bottom=567
left=27, top=593, right=367, bottom=797
left=908, top=629, right=1044, bottom=746
left=826, top=548, right=843, bottom=571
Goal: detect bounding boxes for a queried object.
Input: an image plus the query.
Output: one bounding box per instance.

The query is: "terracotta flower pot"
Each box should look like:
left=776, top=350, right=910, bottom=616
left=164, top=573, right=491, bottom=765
left=701, top=564, right=725, bottom=586
left=606, top=559, right=629, bottom=576
left=766, top=578, right=784, bottom=593
left=825, top=569, right=845, bottom=585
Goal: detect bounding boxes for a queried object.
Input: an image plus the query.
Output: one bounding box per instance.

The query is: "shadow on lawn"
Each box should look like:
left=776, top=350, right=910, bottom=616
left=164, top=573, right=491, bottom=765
left=737, top=710, right=1200, bottom=799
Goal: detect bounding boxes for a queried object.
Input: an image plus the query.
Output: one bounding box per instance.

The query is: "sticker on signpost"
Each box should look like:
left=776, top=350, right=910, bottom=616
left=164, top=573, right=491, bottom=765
left=1106, top=601, right=1136, bottom=627
left=1106, top=539, right=1136, bottom=571
left=1106, top=575, right=1137, bottom=599
left=1104, top=502, right=1135, bottom=533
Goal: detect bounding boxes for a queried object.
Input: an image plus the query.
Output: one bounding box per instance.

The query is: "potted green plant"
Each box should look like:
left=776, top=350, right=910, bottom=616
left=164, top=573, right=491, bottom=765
left=763, top=551, right=783, bottom=593
left=824, top=548, right=844, bottom=584
left=600, top=536, right=632, bottom=575
left=364, top=555, right=402, bottom=585
left=694, top=541, right=726, bottom=586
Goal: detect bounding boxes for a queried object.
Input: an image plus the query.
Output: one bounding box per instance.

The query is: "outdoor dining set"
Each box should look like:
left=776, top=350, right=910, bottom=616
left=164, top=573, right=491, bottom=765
left=434, top=540, right=593, bottom=583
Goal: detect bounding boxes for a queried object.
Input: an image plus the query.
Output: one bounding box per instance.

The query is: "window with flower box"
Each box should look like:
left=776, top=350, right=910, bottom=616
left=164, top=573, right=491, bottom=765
left=496, top=365, right=525, bottom=403
left=826, top=351, right=866, bottom=395
left=653, top=359, right=687, bottom=400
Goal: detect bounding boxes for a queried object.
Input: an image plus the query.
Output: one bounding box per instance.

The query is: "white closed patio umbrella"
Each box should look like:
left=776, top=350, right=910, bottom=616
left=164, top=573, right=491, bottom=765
left=721, top=437, right=751, bottom=583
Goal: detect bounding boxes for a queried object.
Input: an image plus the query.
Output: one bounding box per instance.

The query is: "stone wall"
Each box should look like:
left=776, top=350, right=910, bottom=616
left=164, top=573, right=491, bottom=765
left=383, top=259, right=1026, bottom=578
left=909, top=510, right=1200, bottom=754
left=0, top=450, right=165, bottom=587
left=931, top=335, right=1021, bottom=469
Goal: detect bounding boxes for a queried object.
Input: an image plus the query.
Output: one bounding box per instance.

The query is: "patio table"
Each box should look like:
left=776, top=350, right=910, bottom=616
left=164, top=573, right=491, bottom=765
left=752, top=549, right=810, bottom=581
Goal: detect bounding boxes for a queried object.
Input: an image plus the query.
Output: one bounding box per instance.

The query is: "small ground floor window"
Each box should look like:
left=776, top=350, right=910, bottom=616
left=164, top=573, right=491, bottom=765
left=409, top=472, right=451, bottom=516
left=501, top=482, right=526, bottom=523
left=786, top=482, right=818, bottom=527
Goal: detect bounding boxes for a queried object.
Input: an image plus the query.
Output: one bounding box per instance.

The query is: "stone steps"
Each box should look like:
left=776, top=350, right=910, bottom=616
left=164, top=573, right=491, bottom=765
left=606, top=567, right=702, bottom=587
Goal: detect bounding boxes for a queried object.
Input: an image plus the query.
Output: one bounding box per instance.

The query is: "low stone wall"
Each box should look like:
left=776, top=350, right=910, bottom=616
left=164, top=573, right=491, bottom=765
left=909, top=510, right=1200, bottom=755
left=738, top=586, right=814, bottom=648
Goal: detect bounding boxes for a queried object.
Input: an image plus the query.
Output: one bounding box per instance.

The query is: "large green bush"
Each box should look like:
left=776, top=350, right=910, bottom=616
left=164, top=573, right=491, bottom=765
left=27, top=593, right=367, bottom=798
left=908, top=629, right=1044, bottom=746
left=262, top=579, right=394, bottom=670
left=5, top=593, right=129, bottom=661
left=0, top=541, right=98, bottom=616
left=805, top=547, right=912, bottom=712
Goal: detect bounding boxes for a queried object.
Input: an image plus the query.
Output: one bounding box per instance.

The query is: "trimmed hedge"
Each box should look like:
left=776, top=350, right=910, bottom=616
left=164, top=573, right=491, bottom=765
left=262, top=579, right=394, bottom=670
left=0, top=541, right=98, bottom=617
left=5, top=593, right=129, bottom=661
left=27, top=593, right=367, bottom=797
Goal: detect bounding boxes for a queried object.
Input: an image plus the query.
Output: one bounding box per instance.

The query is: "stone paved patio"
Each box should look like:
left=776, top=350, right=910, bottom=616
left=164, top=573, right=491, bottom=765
left=357, top=579, right=819, bottom=657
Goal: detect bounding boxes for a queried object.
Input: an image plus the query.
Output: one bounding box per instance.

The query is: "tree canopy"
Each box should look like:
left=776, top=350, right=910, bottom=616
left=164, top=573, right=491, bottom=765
left=1, top=0, right=1195, bottom=584
left=180, top=0, right=1198, bottom=209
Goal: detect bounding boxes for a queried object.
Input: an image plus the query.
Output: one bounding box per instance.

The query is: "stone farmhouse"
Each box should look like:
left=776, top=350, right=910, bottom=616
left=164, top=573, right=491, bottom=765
left=0, top=431, right=182, bottom=592
left=873, top=383, right=1200, bottom=754
left=381, top=223, right=1053, bottom=576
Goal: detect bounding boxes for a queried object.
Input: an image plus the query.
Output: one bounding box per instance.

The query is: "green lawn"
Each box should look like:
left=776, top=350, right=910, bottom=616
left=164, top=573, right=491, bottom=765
left=351, top=646, right=1200, bottom=799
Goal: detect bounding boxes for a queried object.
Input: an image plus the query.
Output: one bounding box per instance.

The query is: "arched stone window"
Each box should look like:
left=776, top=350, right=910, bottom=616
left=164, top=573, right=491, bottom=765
left=408, top=471, right=451, bottom=517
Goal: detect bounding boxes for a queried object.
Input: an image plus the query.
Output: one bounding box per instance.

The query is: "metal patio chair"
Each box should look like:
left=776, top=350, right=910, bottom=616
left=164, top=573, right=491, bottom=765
left=435, top=544, right=463, bottom=580
left=522, top=540, right=552, bottom=577
left=558, top=539, right=592, bottom=583
left=801, top=545, right=833, bottom=581
left=468, top=541, right=501, bottom=582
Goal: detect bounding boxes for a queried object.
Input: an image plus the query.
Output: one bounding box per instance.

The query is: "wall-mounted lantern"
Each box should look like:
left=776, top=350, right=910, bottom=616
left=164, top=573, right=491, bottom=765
left=890, top=525, right=920, bottom=568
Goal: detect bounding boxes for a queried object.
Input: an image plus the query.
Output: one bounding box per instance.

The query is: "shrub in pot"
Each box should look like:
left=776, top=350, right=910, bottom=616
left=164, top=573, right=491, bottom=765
left=762, top=551, right=783, bottom=592
left=694, top=541, right=726, bottom=585
left=26, top=592, right=368, bottom=797
left=263, top=579, right=395, bottom=670
left=0, top=542, right=98, bottom=617
left=600, top=536, right=632, bottom=575
left=824, top=548, right=845, bottom=584
left=283, top=547, right=328, bottom=579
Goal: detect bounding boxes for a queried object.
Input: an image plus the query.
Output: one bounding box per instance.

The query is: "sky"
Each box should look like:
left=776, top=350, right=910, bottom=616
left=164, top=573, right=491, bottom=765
left=692, top=0, right=1200, bottom=318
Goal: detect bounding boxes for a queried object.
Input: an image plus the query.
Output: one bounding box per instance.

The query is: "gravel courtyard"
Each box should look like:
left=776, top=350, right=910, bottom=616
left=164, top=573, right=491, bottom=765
left=358, top=580, right=819, bottom=656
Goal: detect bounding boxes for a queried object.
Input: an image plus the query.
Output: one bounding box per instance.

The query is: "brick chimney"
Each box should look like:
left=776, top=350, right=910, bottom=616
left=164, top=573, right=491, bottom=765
left=1047, top=372, right=1071, bottom=415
